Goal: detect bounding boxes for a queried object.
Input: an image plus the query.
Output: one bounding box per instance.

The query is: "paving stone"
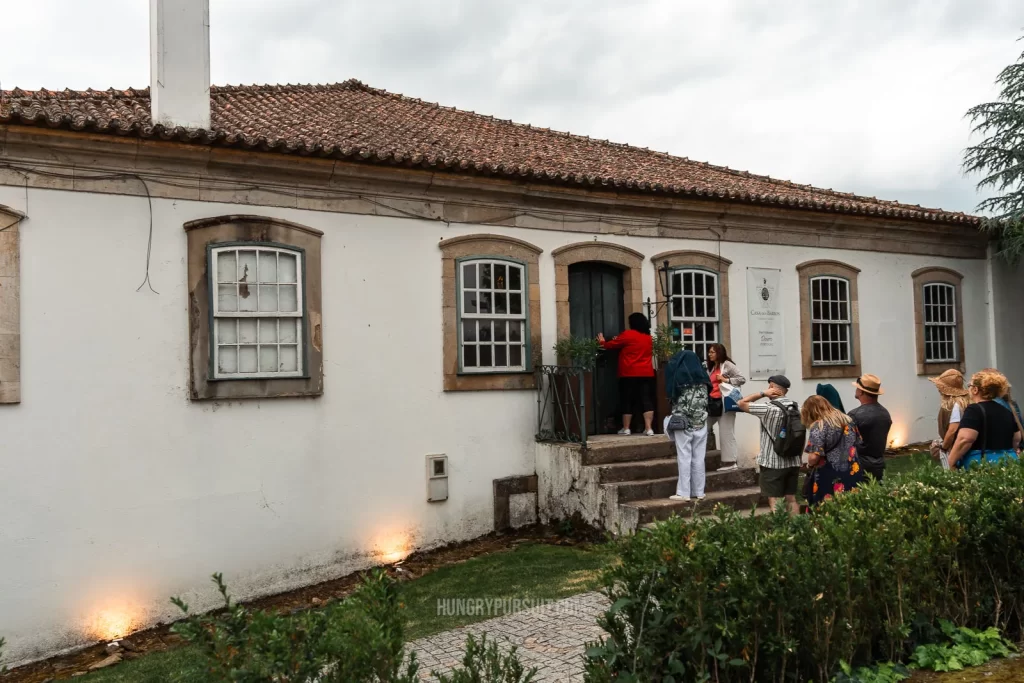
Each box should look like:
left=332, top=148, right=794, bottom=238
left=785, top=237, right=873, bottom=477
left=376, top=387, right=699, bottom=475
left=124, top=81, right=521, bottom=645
left=409, top=592, right=609, bottom=682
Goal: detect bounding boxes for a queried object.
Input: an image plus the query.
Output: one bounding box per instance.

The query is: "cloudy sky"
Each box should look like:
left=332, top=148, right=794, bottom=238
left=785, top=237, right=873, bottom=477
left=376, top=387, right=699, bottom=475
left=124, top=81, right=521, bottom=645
left=4, top=0, right=1022, bottom=213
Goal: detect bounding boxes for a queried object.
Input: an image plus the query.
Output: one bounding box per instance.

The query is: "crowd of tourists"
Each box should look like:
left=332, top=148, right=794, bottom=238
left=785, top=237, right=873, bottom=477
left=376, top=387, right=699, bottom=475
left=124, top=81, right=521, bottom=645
left=596, top=322, right=1022, bottom=512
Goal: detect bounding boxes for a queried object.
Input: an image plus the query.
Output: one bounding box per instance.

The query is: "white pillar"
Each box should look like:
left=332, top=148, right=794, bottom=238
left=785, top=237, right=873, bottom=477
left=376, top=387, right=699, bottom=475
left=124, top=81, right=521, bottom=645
left=150, top=0, right=211, bottom=130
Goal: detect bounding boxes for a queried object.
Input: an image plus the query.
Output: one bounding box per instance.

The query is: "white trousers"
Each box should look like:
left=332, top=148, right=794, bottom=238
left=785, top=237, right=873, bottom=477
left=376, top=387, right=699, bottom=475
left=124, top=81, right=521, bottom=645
left=708, top=411, right=738, bottom=465
left=665, top=418, right=708, bottom=498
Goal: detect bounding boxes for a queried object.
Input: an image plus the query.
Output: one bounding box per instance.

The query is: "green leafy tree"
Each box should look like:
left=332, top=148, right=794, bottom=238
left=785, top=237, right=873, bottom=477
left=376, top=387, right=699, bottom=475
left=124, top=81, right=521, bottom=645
left=964, top=38, right=1024, bottom=262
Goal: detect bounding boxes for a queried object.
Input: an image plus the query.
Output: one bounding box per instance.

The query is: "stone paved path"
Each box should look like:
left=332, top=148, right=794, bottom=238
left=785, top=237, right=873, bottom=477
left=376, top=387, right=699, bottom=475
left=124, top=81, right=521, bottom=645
left=410, top=591, right=609, bottom=682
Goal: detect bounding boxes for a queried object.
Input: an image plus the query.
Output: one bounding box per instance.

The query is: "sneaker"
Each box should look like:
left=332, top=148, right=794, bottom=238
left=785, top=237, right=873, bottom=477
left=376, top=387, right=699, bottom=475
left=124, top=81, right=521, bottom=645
left=644, top=429, right=655, bottom=436
left=617, top=428, right=631, bottom=435
left=669, top=494, right=690, bottom=501
left=718, top=463, right=738, bottom=472
left=696, top=495, right=707, bottom=501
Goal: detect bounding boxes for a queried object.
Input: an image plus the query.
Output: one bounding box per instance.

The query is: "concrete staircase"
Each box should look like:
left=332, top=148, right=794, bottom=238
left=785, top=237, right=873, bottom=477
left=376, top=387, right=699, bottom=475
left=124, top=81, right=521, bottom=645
left=536, top=434, right=767, bottom=534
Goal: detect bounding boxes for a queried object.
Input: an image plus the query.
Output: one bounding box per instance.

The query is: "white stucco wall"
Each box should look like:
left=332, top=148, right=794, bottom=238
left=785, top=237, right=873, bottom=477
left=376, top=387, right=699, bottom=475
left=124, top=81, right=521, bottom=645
left=991, top=257, right=1024, bottom=391
left=0, top=184, right=998, bottom=663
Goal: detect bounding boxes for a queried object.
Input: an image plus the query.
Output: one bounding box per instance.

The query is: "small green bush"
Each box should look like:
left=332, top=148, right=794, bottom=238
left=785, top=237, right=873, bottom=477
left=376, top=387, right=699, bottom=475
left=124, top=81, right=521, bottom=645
left=553, top=336, right=601, bottom=370
left=172, top=569, right=535, bottom=683
left=584, top=460, right=1024, bottom=683
left=833, top=660, right=910, bottom=683
left=652, top=325, right=683, bottom=362
left=909, top=619, right=1015, bottom=672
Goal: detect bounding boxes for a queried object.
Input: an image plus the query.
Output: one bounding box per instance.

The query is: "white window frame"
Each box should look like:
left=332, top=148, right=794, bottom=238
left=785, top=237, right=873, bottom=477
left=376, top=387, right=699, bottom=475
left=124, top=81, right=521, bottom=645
left=923, top=282, right=958, bottom=363
left=668, top=268, right=719, bottom=362
left=810, top=275, right=852, bottom=366
left=458, top=257, right=529, bottom=374
left=209, top=244, right=305, bottom=380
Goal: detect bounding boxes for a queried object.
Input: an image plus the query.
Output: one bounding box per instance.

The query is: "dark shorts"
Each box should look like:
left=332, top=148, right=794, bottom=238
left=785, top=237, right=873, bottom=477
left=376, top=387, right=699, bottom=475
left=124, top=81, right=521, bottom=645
left=760, top=466, right=800, bottom=497
left=620, top=376, right=655, bottom=414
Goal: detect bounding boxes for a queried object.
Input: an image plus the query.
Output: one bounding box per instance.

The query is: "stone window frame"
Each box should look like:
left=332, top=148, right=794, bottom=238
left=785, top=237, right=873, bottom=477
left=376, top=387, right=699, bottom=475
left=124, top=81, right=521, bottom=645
left=912, top=266, right=966, bottom=376
left=186, top=215, right=324, bottom=400
left=552, top=242, right=645, bottom=341
left=0, top=204, right=24, bottom=404
left=440, top=234, right=542, bottom=392
left=650, top=250, right=732, bottom=353
left=796, top=259, right=862, bottom=380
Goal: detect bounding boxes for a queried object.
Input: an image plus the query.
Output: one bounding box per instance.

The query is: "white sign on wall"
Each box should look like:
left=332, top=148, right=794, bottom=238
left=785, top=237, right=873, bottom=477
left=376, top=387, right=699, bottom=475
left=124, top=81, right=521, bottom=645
left=746, top=268, right=785, bottom=380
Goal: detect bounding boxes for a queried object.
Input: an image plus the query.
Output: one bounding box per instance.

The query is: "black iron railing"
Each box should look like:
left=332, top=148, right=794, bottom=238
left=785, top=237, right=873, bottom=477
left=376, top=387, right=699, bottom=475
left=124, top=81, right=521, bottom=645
left=535, top=365, right=587, bottom=446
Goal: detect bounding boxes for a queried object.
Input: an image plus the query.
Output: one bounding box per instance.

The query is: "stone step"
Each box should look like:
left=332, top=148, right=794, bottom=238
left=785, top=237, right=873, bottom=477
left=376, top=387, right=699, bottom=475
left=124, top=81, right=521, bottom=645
left=625, top=486, right=766, bottom=525
left=608, top=468, right=758, bottom=504
left=582, top=436, right=675, bottom=466
left=595, top=451, right=722, bottom=482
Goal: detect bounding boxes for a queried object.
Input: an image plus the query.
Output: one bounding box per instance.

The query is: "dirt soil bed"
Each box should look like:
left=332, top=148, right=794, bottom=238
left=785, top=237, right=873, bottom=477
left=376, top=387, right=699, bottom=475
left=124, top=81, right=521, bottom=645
left=2, top=523, right=599, bottom=683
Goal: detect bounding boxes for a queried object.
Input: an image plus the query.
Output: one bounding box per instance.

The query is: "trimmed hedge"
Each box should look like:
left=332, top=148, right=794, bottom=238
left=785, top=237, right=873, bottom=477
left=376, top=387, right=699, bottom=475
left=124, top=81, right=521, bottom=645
left=584, top=459, right=1024, bottom=683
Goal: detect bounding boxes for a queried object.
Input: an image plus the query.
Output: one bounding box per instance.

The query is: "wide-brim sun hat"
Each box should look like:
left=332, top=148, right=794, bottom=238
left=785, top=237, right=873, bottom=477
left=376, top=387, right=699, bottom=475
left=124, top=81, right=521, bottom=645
left=929, top=369, right=969, bottom=397
left=853, top=374, right=884, bottom=396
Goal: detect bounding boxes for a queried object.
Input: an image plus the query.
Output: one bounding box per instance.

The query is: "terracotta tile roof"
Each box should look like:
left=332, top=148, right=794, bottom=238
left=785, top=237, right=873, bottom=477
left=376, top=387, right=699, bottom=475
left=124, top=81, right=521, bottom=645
left=0, top=80, right=978, bottom=225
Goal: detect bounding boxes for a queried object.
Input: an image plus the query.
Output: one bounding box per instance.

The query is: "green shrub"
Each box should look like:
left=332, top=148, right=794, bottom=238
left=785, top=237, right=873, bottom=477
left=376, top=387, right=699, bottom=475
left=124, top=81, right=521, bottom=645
left=652, top=325, right=683, bottom=362
left=909, top=619, right=1015, bottom=672
left=583, top=461, right=1024, bottom=683
left=833, top=660, right=910, bottom=683
left=172, top=569, right=535, bottom=683
left=553, top=336, right=601, bottom=370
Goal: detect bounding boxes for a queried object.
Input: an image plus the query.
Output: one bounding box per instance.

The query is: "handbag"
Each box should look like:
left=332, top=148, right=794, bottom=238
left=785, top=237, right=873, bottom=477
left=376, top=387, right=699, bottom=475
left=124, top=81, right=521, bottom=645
left=721, top=385, right=743, bottom=412
left=666, top=413, right=690, bottom=434
left=707, top=397, right=723, bottom=417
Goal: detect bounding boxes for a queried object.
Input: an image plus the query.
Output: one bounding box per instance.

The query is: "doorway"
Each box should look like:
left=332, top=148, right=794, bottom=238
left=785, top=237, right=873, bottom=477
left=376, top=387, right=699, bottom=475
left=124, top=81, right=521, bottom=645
left=568, top=263, right=625, bottom=435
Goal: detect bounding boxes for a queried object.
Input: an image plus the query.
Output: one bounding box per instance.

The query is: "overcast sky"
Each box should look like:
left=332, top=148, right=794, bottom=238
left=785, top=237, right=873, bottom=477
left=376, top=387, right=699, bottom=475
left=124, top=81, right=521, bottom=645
left=4, top=0, right=1022, bottom=213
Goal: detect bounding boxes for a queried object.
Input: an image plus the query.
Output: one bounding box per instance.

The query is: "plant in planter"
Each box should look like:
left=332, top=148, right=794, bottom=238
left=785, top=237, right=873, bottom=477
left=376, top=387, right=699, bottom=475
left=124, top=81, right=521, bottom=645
left=553, top=336, right=601, bottom=370
left=651, top=325, right=683, bottom=363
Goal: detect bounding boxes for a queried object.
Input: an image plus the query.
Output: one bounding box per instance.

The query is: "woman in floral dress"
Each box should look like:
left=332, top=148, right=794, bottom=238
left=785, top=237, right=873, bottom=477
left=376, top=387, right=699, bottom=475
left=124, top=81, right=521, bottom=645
left=801, top=395, right=866, bottom=506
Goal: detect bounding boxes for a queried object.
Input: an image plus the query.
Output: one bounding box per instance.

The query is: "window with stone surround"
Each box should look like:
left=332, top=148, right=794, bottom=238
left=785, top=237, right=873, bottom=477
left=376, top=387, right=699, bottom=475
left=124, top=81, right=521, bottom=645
left=797, top=260, right=861, bottom=380
left=651, top=251, right=732, bottom=359
left=440, top=234, right=542, bottom=391
left=912, top=267, right=965, bottom=375
left=185, top=215, right=324, bottom=400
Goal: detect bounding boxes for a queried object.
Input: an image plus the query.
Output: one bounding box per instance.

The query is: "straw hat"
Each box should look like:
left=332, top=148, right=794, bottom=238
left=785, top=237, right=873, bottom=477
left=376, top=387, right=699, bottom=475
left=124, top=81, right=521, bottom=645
left=853, top=374, right=884, bottom=396
left=929, top=369, right=968, bottom=397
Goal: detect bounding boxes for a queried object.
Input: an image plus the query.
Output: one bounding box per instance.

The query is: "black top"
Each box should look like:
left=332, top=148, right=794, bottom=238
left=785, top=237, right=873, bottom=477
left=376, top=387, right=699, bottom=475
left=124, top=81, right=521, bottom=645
left=957, top=401, right=1018, bottom=452
left=849, top=402, right=893, bottom=468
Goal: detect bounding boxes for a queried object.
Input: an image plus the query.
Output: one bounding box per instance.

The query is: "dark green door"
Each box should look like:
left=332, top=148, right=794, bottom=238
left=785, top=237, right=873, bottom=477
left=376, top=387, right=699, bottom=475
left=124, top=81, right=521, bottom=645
left=568, top=263, right=625, bottom=435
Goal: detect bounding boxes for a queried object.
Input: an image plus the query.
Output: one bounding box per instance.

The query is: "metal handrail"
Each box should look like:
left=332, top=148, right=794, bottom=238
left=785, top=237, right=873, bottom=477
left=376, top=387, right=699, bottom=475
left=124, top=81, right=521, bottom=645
left=535, top=365, right=587, bottom=447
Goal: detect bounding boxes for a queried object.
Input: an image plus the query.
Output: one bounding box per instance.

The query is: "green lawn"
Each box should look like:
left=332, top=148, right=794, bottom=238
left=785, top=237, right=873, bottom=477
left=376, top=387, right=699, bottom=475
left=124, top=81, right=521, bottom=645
left=77, top=542, right=615, bottom=682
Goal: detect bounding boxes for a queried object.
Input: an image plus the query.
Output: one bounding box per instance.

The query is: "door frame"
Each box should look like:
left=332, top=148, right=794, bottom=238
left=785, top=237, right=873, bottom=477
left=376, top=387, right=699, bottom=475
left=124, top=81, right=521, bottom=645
left=552, top=242, right=645, bottom=341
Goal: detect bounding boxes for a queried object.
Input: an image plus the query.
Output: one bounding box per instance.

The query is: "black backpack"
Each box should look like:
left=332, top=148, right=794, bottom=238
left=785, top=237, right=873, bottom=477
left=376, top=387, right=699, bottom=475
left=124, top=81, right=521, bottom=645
left=761, top=399, right=806, bottom=459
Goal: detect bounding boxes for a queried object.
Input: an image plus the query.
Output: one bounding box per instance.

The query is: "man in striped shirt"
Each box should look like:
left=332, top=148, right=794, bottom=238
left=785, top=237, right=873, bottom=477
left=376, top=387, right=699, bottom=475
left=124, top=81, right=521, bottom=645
left=738, top=375, right=801, bottom=514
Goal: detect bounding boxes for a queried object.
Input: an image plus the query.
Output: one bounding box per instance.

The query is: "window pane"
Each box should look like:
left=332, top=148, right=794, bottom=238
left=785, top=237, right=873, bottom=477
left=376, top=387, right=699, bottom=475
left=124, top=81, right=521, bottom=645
left=495, top=345, right=507, bottom=367
left=694, top=276, right=704, bottom=296
left=239, top=346, right=258, bottom=373
left=495, top=292, right=507, bottom=315
left=238, top=251, right=257, bottom=283
left=478, top=291, right=492, bottom=314
left=462, top=263, right=477, bottom=289
left=480, top=264, right=492, bottom=288
left=217, top=251, right=236, bottom=283
left=218, top=346, right=237, bottom=374
left=495, top=264, right=507, bottom=290
left=218, top=319, right=237, bottom=344
left=924, top=286, right=933, bottom=305
left=259, top=319, right=277, bottom=343
left=463, top=320, right=477, bottom=342
left=279, top=253, right=297, bottom=283
left=259, top=345, right=278, bottom=373
left=280, top=345, right=299, bottom=373
left=238, top=283, right=257, bottom=312
left=479, top=322, right=492, bottom=342
left=684, top=299, right=693, bottom=317
left=683, top=272, right=694, bottom=295
left=464, top=345, right=477, bottom=367
left=463, top=292, right=478, bottom=315
left=239, top=319, right=258, bottom=343
left=812, top=279, right=821, bottom=300
left=509, top=322, right=523, bottom=343
left=510, top=345, right=523, bottom=367
left=280, top=319, right=297, bottom=343
left=217, top=284, right=238, bottom=312
left=480, top=345, right=493, bottom=367
left=494, top=321, right=507, bottom=342
left=280, top=285, right=298, bottom=313
left=258, top=252, right=277, bottom=283
left=707, top=299, right=716, bottom=318
left=510, top=293, right=522, bottom=315
left=258, top=285, right=279, bottom=312
left=509, top=265, right=521, bottom=291
left=830, top=302, right=839, bottom=320
left=671, top=297, right=682, bottom=318
left=695, top=299, right=705, bottom=317
left=672, top=273, right=682, bottom=296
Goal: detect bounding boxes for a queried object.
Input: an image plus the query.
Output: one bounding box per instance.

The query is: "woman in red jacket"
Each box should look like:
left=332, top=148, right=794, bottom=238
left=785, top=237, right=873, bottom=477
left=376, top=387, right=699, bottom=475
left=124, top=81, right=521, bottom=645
left=597, top=313, right=656, bottom=436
